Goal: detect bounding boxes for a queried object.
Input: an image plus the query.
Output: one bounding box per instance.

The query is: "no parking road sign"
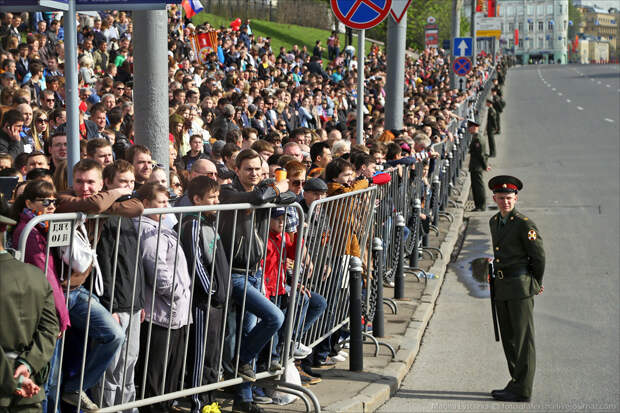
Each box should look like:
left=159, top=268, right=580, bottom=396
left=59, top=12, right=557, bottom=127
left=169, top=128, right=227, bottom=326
left=331, top=0, right=392, bottom=30
left=453, top=57, right=472, bottom=77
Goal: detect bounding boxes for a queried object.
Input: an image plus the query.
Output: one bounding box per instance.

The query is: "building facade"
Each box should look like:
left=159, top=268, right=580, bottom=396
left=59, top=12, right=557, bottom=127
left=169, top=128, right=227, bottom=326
left=497, top=0, right=569, bottom=64
left=577, top=6, right=618, bottom=59
left=465, top=1, right=569, bottom=64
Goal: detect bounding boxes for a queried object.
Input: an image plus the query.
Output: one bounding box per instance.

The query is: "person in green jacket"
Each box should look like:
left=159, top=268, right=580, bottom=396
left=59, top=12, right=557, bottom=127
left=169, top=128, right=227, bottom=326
left=488, top=175, right=545, bottom=402
left=0, top=201, right=59, bottom=412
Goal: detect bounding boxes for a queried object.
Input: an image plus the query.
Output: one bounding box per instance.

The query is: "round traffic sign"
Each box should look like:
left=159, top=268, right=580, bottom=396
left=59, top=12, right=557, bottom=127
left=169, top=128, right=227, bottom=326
left=453, top=56, right=472, bottom=76
left=331, top=0, right=392, bottom=30
left=427, top=16, right=436, bottom=24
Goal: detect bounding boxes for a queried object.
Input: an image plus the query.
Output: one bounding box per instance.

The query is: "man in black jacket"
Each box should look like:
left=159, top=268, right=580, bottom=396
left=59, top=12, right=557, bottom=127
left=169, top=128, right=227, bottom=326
left=180, top=176, right=230, bottom=413
left=0, top=109, right=25, bottom=159
left=93, top=159, right=145, bottom=410
left=219, top=149, right=294, bottom=413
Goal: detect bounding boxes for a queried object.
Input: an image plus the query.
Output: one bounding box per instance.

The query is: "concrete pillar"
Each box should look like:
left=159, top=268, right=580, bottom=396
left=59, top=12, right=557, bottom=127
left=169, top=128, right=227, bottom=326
left=133, top=10, right=169, bottom=171
left=385, top=14, right=406, bottom=131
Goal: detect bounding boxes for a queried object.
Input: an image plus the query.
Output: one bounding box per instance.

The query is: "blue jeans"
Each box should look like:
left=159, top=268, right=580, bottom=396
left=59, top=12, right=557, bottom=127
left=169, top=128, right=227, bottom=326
left=230, top=272, right=284, bottom=402
left=42, top=339, right=62, bottom=413
left=64, top=286, right=124, bottom=393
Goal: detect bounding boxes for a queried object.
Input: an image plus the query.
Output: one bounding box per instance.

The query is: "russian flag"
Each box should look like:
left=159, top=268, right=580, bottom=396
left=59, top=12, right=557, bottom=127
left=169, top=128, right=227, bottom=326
left=182, top=0, right=204, bottom=19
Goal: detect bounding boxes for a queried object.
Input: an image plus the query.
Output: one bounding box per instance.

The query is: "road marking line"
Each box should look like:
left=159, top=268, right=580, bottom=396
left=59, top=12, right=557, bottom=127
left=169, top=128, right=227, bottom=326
left=558, top=92, right=563, bottom=96
left=606, top=85, right=611, bottom=88
left=552, top=88, right=556, bottom=91
left=577, top=106, right=584, bottom=111
left=604, top=118, right=615, bottom=123
left=591, top=79, right=595, bottom=81
left=597, top=81, right=602, bottom=84
left=566, top=99, right=571, bottom=103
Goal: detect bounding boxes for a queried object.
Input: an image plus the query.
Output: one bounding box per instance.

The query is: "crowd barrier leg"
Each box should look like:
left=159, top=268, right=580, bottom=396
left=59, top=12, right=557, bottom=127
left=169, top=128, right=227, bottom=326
left=383, top=298, right=398, bottom=314
left=271, top=382, right=321, bottom=413
left=393, top=214, right=406, bottom=299
left=349, top=256, right=363, bottom=372
left=372, top=237, right=385, bottom=338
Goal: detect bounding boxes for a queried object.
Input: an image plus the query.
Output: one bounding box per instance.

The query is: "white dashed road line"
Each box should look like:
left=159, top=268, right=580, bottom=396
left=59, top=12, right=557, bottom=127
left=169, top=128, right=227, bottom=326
left=604, top=118, right=615, bottom=123
left=558, top=92, right=563, bottom=96
left=566, top=99, right=571, bottom=103
left=552, top=88, right=556, bottom=91
left=577, top=106, right=584, bottom=111
left=606, top=85, right=611, bottom=88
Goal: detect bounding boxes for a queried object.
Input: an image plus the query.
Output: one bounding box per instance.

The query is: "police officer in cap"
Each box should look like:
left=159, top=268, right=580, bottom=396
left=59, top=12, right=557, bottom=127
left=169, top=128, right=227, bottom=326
left=467, top=119, right=490, bottom=211
left=488, top=175, right=545, bottom=402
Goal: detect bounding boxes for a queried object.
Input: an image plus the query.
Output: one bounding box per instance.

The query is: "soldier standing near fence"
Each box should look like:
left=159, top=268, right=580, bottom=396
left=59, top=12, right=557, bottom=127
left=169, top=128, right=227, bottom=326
left=485, top=99, right=499, bottom=157
left=0, top=200, right=59, bottom=412
left=467, top=119, right=490, bottom=211
left=488, top=175, right=545, bottom=402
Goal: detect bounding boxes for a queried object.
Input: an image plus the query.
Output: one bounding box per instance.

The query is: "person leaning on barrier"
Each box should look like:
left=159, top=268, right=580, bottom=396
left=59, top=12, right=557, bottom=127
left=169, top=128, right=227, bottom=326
left=488, top=175, right=545, bottom=403
left=218, top=149, right=295, bottom=413
left=54, top=158, right=144, bottom=411
left=91, top=159, right=146, bottom=410
left=467, top=119, right=490, bottom=212
left=10, top=180, right=70, bottom=412
left=179, top=176, right=231, bottom=413
left=0, top=198, right=59, bottom=413
left=134, top=183, right=192, bottom=413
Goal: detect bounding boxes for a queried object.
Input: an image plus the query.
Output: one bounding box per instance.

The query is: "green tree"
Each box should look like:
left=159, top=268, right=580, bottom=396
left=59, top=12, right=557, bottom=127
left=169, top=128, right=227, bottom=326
left=567, top=0, right=582, bottom=40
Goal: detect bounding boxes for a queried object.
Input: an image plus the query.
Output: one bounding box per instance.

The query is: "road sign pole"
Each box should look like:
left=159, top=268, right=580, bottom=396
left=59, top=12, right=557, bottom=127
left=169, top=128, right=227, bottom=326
left=385, top=13, right=406, bottom=131
left=356, top=29, right=365, bottom=145
left=64, top=0, right=79, bottom=183
left=450, top=0, right=463, bottom=89
left=133, top=9, right=170, bottom=172
left=471, top=5, right=477, bottom=66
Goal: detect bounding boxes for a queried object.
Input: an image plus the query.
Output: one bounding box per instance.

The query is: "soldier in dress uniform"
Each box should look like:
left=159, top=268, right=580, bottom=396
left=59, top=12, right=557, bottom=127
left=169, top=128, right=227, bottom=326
left=485, top=99, right=499, bottom=157
left=0, top=197, right=59, bottom=412
left=491, top=88, right=505, bottom=135
left=488, top=175, right=545, bottom=402
left=467, top=119, right=490, bottom=211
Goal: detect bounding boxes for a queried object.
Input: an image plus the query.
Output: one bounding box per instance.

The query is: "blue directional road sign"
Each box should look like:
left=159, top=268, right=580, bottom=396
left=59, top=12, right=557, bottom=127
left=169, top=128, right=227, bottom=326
left=453, top=37, right=473, bottom=57
left=453, top=57, right=472, bottom=77
left=0, top=0, right=68, bottom=10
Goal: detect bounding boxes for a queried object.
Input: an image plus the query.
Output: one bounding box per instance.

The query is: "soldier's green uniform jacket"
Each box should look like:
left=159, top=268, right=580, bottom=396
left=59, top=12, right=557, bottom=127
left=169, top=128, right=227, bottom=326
left=0, top=252, right=59, bottom=408
left=490, top=208, right=545, bottom=301
left=468, top=134, right=488, bottom=171
left=493, top=94, right=505, bottom=114
left=486, top=106, right=499, bottom=133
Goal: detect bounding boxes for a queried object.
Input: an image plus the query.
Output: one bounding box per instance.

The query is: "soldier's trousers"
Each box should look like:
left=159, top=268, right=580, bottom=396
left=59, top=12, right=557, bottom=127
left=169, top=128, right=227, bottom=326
left=487, top=131, right=496, bottom=156
left=496, top=297, right=536, bottom=398
left=0, top=406, right=41, bottom=413
left=470, top=169, right=486, bottom=210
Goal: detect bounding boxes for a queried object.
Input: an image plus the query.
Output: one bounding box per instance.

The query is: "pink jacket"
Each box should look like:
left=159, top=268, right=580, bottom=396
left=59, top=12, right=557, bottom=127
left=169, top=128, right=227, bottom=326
left=13, top=212, right=71, bottom=332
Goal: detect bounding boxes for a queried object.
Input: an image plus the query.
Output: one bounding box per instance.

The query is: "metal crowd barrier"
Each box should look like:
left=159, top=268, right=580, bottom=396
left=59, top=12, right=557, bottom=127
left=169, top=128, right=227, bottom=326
left=294, top=187, right=378, bottom=364
left=16, top=202, right=322, bottom=413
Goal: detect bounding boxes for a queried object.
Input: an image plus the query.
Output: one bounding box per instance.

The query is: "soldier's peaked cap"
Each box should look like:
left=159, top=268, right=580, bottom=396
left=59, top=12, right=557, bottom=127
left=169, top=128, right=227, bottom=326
left=467, top=118, right=480, bottom=127
left=488, top=175, right=523, bottom=193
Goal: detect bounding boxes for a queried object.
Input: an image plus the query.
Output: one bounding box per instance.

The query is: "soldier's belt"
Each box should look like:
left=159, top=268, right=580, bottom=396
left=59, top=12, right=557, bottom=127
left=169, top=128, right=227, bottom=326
left=495, top=266, right=529, bottom=279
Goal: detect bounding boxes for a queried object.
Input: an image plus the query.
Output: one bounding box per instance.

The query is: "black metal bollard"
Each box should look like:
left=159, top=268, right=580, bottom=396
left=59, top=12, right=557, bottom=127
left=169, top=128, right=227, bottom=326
left=372, top=237, right=385, bottom=338
left=394, top=213, right=406, bottom=299
left=349, top=256, right=363, bottom=372
left=409, top=199, right=421, bottom=269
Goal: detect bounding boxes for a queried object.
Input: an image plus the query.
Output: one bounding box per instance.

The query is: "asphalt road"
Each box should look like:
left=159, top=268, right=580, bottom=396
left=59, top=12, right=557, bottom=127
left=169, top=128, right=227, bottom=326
left=379, top=64, right=620, bottom=413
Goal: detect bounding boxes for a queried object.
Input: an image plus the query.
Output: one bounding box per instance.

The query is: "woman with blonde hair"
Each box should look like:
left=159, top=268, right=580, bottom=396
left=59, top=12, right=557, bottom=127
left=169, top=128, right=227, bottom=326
left=29, top=109, right=49, bottom=152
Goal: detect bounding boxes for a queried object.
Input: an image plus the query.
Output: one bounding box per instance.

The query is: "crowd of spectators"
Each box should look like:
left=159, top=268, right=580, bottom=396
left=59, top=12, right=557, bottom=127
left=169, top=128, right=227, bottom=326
left=0, top=5, right=500, bottom=413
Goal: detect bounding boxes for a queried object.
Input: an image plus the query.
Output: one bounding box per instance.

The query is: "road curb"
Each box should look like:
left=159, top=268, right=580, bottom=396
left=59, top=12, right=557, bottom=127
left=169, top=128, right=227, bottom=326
left=324, top=175, right=471, bottom=412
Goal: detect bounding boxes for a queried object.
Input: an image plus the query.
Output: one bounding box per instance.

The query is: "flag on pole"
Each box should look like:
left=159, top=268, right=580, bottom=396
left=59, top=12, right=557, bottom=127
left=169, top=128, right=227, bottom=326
left=182, top=0, right=204, bottom=19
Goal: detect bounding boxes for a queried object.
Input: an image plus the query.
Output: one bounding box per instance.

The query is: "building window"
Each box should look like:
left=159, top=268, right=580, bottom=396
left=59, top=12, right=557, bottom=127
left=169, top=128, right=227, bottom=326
left=538, top=21, right=544, bottom=31
left=527, top=5, right=534, bottom=16
left=564, top=20, right=567, bottom=30
left=519, top=22, right=524, bottom=32
left=547, top=37, right=553, bottom=48
left=519, top=39, right=523, bottom=49
left=547, top=4, right=553, bottom=15
left=529, top=38, right=534, bottom=49
left=529, top=21, right=534, bottom=32
left=548, top=21, right=554, bottom=31
left=499, top=6, right=504, bottom=17
left=537, top=4, right=544, bottom=16
left=538, top=36, right=544, bottom=48
left=507, top=6, right=514, bottom=17
left=517, top=5, right=524, bottom=15
left=559, top=5, right=562, bottom=14
left=509, top=22, right=515, bottom=32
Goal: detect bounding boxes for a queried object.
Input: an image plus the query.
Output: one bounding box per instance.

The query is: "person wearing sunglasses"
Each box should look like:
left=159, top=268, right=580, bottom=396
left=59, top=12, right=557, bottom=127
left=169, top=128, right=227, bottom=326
left=11, top=180, right=70, bottom=413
